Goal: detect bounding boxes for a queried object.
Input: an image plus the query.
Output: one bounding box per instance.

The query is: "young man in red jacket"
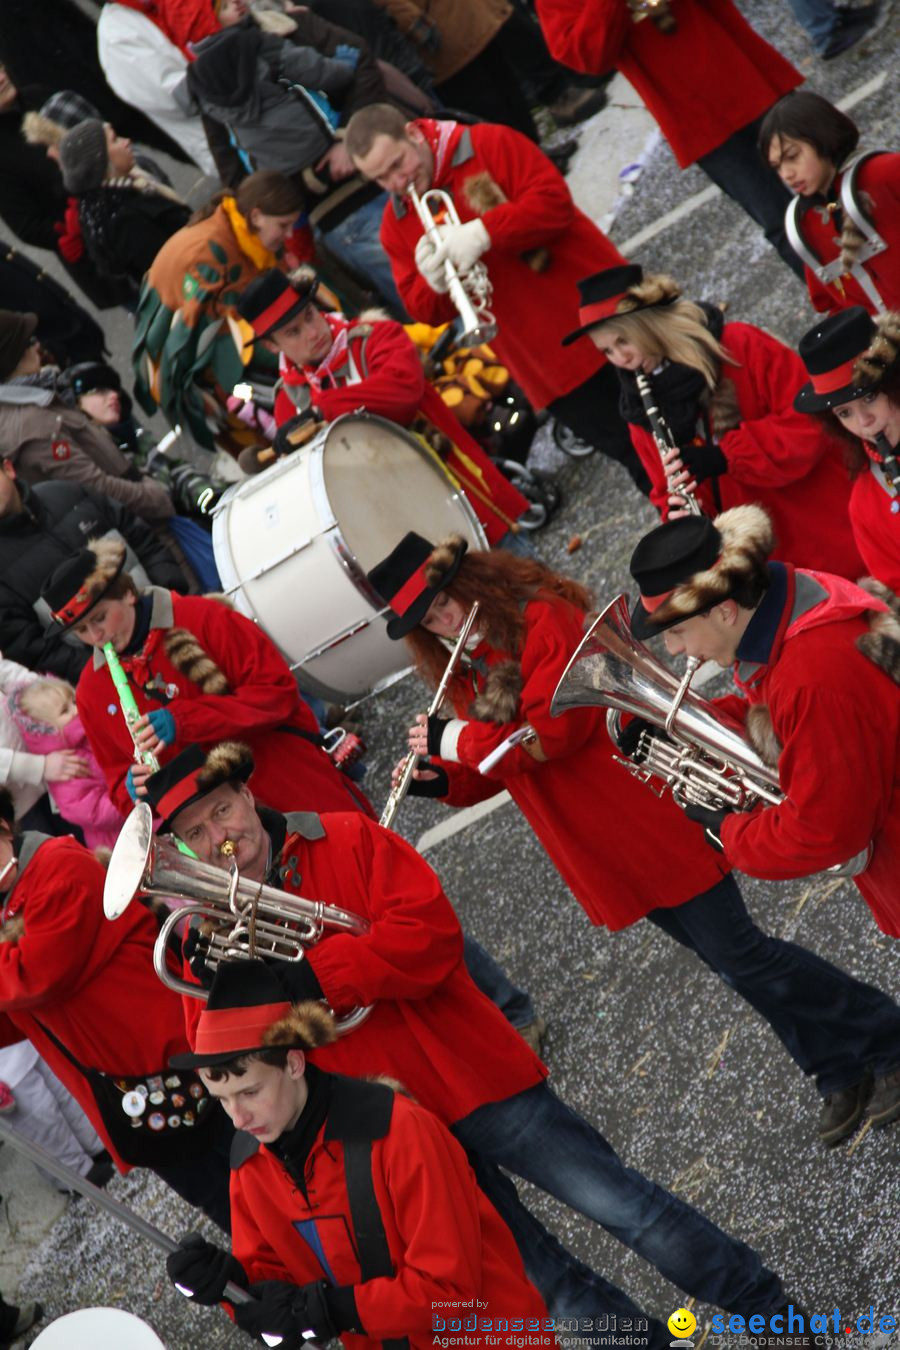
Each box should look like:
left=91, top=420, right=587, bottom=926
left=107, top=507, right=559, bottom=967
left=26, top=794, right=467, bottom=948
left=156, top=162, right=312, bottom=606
left=163, top=960, right=555, bottom=1350
left=626, top=506, right=900, bottom=1127
left=144, top=740, right=810, bottom=1350
left=39, top=538, right=372, bottom=819
left=532, top=0, right=803, bottom=275
left=344, top=104, right=651, bottom=493
left=237, top=268, right=531, bottom=548
left=0, top=786, right=232, bottom=1228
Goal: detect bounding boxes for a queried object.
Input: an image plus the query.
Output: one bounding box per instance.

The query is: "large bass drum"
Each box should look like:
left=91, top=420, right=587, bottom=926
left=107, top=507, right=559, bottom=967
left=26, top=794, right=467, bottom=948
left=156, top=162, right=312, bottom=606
left=212, top=413, right=486, bottom=700
left=31, top=1309, right=167, bottom=1349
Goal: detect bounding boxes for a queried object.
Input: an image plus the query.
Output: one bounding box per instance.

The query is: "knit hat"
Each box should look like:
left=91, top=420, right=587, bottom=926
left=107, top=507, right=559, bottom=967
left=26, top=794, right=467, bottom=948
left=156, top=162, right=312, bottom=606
left=145, top=741, right=255, bottom=829
left=56, top=361, right=122, bottom=407
left=59, top=119, right=109, bottom=194
left=367, top=532, right=468, bottom=639
left=0, top=309, right=38, bottom=381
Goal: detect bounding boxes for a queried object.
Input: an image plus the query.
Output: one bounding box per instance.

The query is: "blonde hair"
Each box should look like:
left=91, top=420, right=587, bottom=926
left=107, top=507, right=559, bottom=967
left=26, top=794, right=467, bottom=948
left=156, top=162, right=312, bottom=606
left=596, top=298, right=737, bottom=391
left=19, top=677, right=76, bottom=726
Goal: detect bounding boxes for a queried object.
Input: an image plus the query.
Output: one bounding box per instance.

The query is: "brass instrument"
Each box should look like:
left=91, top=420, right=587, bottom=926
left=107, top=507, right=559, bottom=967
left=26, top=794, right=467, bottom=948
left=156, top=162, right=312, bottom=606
left=103, top=642, right=160, bottom=772
left=408, top=185, right=498, bottom=347
left=104, top=802, right=373, bottom=1031
left=550, top=595, right=870, bottom=876
left=627, top=0, right=676, bottom=32
left=380, top=601, right=480, bottom=830
left=634, top=372, right=703, bottom=517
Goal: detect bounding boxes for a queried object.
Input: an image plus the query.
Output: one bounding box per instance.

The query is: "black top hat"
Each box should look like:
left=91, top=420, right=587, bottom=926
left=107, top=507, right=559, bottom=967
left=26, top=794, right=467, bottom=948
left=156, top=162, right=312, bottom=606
left=794, top=307, right=879, bottom=412
left=57, top=361, right=122, bottom=407
left=41, top=543, right=126, bottom=630
left=561, top=264, right=647, bottom=347
left=237, top=269, right=315, bottom=340
left=0, top=309, right=38, bottom=382
left=367, top=532, right=468, bottom=639
left=145, top=742, right=255, bottom=829
left=170, top=960, right=296, bottom=1070
left=629, top=515, right=723, bottom=638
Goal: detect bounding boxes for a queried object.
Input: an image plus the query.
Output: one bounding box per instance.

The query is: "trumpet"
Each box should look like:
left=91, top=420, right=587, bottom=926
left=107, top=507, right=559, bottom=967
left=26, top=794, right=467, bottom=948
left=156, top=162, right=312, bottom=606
left=380, top=601, right=480, bottom=830
left=104, top=802, right=373, bottom=1032
left=408, top=184, right=498, bottom=348
left=103, top=642, right=160, bottom=772
left=635, top=371, right=703, bottom=516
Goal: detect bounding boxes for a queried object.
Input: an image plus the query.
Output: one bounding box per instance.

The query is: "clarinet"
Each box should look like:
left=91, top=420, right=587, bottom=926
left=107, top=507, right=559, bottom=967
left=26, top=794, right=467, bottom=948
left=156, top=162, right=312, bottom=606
left=635, top=372, right=703, bottom=516
left=103, top=642, right=160, bottom=772
left=873, top=433, right=900, bottom=494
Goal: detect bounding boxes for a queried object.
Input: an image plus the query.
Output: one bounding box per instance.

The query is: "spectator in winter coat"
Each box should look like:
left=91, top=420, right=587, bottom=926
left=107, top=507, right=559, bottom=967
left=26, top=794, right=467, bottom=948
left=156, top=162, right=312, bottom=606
left=58, top=119, right=190, bottom=296
left=11, top=677, right=123, bottom=850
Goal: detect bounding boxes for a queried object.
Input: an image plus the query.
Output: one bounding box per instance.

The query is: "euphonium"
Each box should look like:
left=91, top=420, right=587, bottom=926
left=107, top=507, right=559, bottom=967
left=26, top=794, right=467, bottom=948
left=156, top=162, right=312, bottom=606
left=635, top=372, right=703, bottom=517
left=550, top=594, right=870, bottom=876
left=104, top=803, right=373, bottom=1032
left=408, top=185, right=498, bottom=347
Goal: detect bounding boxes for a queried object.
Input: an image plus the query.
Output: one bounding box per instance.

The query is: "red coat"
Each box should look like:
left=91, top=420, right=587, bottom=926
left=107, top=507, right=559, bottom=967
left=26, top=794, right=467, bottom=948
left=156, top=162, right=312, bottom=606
left=849, top=467, right=900, bottom=593
left=0, top=835, right=191, bottom=1169
left=76, top=587, right=372, bottom=819
left=184, top=810, right=546, bottom=1123
left=379, top=122, right=625, bottom=410
left=231, top=1080, right=552, bottom=1350
left=534, top=0, right=800, bottom=168
left=796, top=154, right=900, bottom=315
left=718, top=565, right=900, bottom=935
left=428, top=595, right=730, bottom=930
left=274, top=319, right=528, bottom=544
left=631, top=323, right=863, bottom=579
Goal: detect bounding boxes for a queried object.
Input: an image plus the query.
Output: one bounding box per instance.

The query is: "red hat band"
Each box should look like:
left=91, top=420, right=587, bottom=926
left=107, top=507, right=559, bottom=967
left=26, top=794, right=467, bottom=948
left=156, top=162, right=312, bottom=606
left=155, top=770, right=206, bottom=823
left=193, top=1002, right=293, bottom=1057
left=52, top=585, right=97, bottom=627
left=809, top=357, right=862, bottom=396
left=250, top=287, right=303, bottom=337
left=575, top=293, right=631, bottom=330
left=389, top=561, right=431, bottom=618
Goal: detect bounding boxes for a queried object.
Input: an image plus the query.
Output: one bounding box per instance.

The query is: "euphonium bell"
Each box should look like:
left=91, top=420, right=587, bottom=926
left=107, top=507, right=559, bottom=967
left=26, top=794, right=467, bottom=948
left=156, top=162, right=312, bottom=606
left=104, top=803, right=372, bottom=1032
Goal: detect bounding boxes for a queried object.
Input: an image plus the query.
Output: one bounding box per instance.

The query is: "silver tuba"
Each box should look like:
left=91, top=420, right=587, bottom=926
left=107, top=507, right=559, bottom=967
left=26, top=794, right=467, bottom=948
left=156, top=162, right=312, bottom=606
left=104, top=803, right=373, bottom=1032
left=550, top=595, right=870, bottom=876
left=408, top=185, right=498, bottom=347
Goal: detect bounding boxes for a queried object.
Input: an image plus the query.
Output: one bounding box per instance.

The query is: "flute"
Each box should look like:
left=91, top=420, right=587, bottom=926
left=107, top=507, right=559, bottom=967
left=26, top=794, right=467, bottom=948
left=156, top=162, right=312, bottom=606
left=635, top=371, right=703, bottom=516
left=103, top=641, right=161, bottom=772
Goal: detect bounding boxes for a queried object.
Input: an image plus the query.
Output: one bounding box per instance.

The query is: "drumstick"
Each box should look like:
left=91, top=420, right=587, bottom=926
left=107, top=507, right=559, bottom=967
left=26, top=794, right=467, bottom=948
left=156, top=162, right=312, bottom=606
left=414, top=434, right=522, bottom=533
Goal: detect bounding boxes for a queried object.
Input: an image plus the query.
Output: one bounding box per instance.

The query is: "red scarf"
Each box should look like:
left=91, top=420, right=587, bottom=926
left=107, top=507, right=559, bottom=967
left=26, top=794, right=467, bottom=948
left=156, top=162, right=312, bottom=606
left=412, top=118, right=462, bottom=187
left=119, top=626, right=166, bottom=690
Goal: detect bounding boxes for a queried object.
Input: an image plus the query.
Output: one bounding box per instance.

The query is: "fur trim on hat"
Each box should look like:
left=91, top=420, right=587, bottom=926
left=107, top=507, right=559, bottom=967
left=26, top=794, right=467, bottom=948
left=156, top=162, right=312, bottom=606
left=709, top=375, right=743, bottom=439
left=0, top=914, right=24, bottom=943
left=853, top=312, right=900, bottom=386
left=649, top=504, right=776, bottom=627
left=424, top=534, right=466, bottom=588
left=21, top=111, right=65, bottom=148
left=617, top=272, right=681, bottom=314
left=462, top=172, right=549, bottom=272
left=197, top=740, right=255, bottom=791
left=263, top=1000, right=337, bottom=1050
left=164, top=628, right=230, bottom=694
left=471, top=660, right=522, bottom=723
left=84, top=536, right=127, bottom=595
left=855, top=577, right=900, bottom=683
left=745, top=704, right=781, bottom=769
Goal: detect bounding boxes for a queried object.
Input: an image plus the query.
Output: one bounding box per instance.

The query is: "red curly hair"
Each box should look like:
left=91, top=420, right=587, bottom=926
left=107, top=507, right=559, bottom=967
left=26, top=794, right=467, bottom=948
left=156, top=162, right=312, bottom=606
left=404, top=546, right=592, bottom=694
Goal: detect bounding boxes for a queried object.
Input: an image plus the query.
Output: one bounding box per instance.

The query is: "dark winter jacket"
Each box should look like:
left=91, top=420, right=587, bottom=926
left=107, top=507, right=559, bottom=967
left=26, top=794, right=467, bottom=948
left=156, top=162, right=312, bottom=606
left=0, top=242, right=105, bottom=366
left=0, top=480, right=187, bottom=682
left=77, top=185, right=190, bottom=289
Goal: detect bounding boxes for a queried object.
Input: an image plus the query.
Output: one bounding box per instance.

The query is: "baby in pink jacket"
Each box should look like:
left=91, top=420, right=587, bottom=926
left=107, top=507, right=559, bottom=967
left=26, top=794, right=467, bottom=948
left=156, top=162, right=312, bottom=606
left=10, top=677, right=123, bottom=850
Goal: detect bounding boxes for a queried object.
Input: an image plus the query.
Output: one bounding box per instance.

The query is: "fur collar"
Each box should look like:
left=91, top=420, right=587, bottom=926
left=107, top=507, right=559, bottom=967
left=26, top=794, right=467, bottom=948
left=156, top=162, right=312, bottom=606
left=470, top=660, right=522, bottom=722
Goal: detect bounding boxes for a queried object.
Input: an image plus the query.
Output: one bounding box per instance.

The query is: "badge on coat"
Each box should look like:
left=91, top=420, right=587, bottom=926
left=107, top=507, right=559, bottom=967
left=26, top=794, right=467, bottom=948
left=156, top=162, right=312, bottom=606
left=51, top=439, right=71, bottom=461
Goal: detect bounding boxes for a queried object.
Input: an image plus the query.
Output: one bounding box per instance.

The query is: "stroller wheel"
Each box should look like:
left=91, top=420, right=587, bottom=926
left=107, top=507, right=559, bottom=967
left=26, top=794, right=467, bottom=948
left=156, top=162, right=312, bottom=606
left=552, top=420, right=596, bottom=458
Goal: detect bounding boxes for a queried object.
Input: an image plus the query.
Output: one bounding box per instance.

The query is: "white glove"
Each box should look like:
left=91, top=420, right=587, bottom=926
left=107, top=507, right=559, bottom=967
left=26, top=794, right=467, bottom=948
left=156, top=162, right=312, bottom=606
left=440, top=218, right=490, bottom=275
left=415, top=229, right=450, bottom=294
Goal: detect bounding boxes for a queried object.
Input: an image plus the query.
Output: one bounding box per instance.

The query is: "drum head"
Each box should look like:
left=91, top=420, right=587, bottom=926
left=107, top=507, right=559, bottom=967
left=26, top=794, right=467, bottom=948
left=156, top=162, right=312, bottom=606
left=321, top=415, right=483, bottom=571
left=31, top=1308, right=167, bottom=1349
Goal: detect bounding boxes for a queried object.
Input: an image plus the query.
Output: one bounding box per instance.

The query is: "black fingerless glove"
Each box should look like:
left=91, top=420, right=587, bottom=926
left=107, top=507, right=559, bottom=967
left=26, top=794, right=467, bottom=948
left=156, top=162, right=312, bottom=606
left=683, top=801, right=733, bottom=852
left=426, top=714, right=451, bottom=757
left=166, top=1232, right=248, bottom=1305
left=613, top=716, right=666, bottom=765
left=235, top=1278, right=361, bottom=1346
left=679, top=439, right=727, bottom=483
left=408, top=764, right=450, bottom=798
left=182, top=923, right=214, bottom=990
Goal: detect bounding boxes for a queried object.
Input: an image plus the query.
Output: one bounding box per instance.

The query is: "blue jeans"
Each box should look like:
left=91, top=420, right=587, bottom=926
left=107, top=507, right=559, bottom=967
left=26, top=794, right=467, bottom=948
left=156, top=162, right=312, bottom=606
left=647, top=875, right=900, bottom=1095
left=454, top=1083, right=784, bottom=1343
left=784, top=0, right=837, bottom=50
left=463, top=933, right=536, bottom=1030
left=696, top=116, right=804, bottom=279
left=320, top=192, right=409, bottom=318
left=168, top=516, right=221, bottom=591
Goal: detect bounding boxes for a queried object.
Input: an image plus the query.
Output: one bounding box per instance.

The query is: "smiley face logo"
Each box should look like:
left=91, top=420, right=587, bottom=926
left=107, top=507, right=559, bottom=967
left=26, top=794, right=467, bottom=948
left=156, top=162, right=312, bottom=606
left=667, top=1308, right=697, bottom=1339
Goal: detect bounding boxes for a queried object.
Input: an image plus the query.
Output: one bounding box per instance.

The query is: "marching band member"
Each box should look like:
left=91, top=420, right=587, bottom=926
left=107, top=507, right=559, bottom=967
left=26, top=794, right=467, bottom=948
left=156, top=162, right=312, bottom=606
left=562, top=264, right=863, bottom=579
left=626, top=507, right=900, bottom=970
left=0, top=786, right=233, bottom=1228
left=163, top=961, right=554, bottom=1350
left=795, top=306, right=900, bottom=592
left=236, top=268, right=531, bottom=547
left=371, top=531, right=900, bottom=1146
left=143, top=740, right=806, bottom=1346
left=343, top=103, right=650, bottom=491
left=39, top=539, right=372, bottom=818
left=760, top=91, right=900, bottom=316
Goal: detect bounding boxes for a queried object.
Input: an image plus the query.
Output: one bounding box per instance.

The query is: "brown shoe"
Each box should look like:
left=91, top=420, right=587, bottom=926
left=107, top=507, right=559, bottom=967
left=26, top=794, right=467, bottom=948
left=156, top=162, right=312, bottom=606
left=818, top=1074, right=873, bottom=1146
left=865, top=1066, right=900, bottom=1127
